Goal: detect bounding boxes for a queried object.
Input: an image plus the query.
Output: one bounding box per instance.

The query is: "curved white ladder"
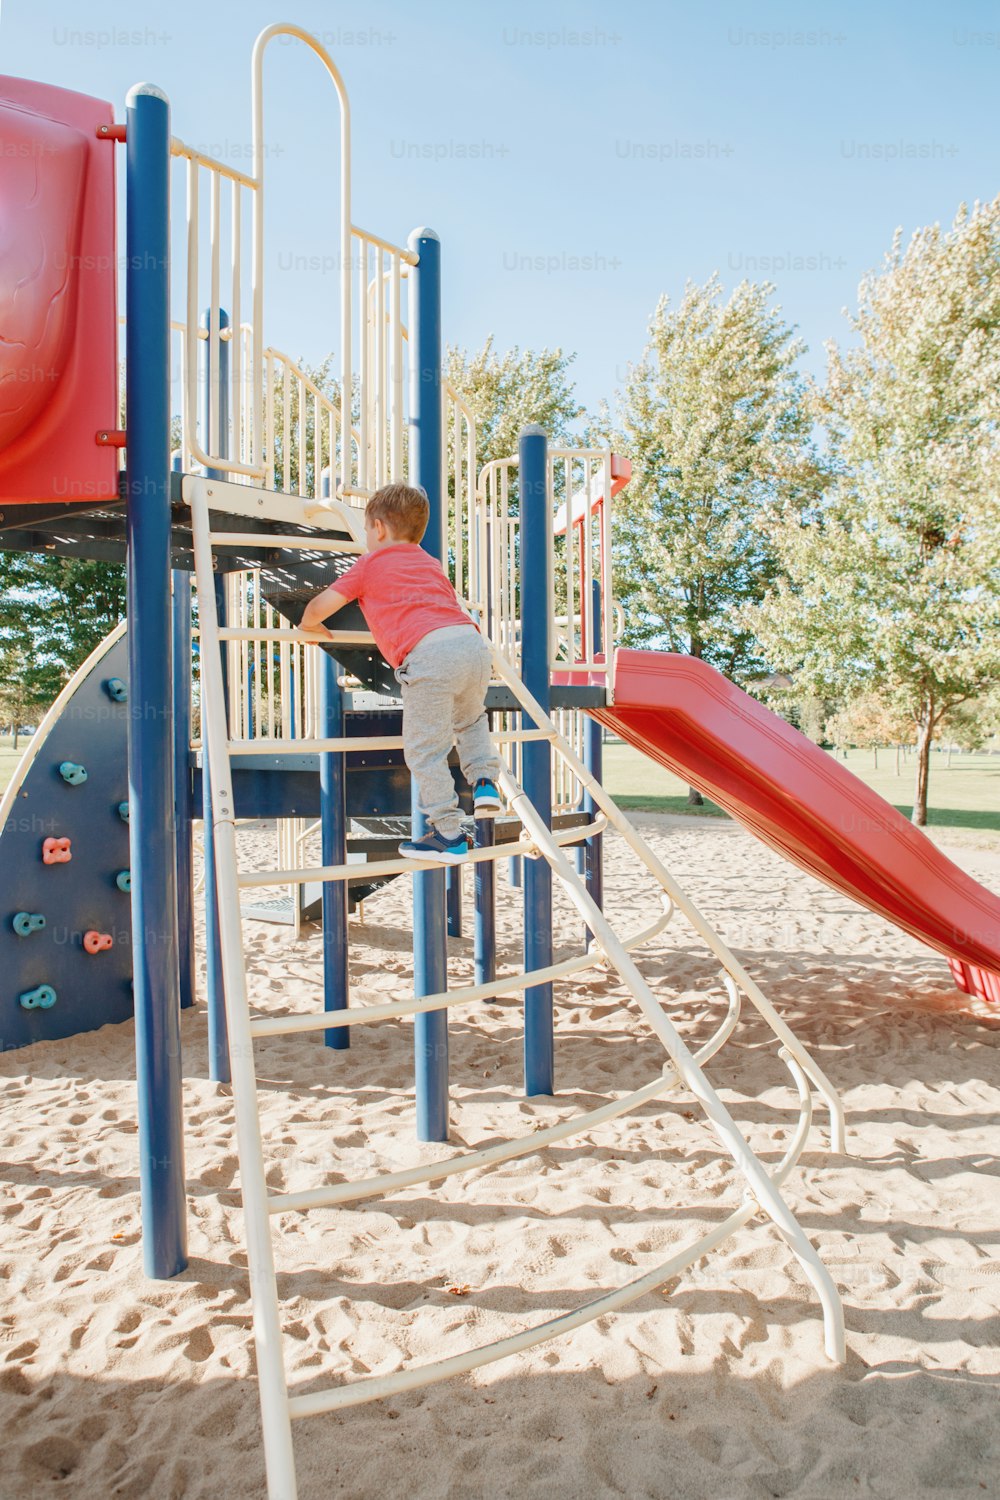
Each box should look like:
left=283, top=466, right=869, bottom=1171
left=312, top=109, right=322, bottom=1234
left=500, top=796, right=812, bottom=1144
left=188, top=480, right=845, bottom=1500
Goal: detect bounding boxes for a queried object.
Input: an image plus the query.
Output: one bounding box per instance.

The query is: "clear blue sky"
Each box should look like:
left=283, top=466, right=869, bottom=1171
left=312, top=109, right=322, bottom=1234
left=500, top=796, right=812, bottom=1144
left=2, top=0, right=997, bottom=416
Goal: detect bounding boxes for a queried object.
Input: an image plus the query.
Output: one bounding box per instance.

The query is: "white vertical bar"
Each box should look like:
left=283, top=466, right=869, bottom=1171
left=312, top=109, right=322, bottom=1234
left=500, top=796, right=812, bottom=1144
left=231, top=181, right=242, bottom=469
left=279, top=629, right=290, bottom=740
left=297, top=377, right=306, bottom=497
left=265, top=352, right=275, bottom=491
left=282, top=363, right=291, bottom=493
left=602, top=451, right=613, bottom=675
left=266, top=599, right=276, bottom=739
left=359, top=240, right=370, bottom=490
left=451, top=400, right=462, bottom=598
left=375, top=250, right=385, bottom=486
left=209, top=171, right=221, bottom=457
left=312, top=390, right=321, bottom=500
left=582, top=457, right=594, bottom=669
left=185, top=160, right=200, bottom=463
left=390, top=252, right=402, bottom=478
left=340, top=115, right=352, bottom=505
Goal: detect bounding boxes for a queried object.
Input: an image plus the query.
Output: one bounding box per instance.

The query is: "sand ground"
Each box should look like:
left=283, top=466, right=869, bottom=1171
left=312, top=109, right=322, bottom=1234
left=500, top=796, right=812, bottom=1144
left=2, top=815, right=999, bottom=1500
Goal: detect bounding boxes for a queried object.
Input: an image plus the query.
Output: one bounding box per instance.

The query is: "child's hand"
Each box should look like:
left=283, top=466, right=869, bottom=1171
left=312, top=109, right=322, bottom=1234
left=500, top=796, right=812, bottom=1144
left=301, top=623, right=334, bottom=642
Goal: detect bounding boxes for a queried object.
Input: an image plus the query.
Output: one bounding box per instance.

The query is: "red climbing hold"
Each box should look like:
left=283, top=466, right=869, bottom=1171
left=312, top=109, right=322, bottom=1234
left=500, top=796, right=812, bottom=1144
left=42, top=836, right=72, bottom=865
left=83, top=930, right=113, bottom=955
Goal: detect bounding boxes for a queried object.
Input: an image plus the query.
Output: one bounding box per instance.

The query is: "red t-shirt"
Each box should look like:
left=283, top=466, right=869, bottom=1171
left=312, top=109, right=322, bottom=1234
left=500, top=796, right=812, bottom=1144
left=332, top=543, right=475, bottom=668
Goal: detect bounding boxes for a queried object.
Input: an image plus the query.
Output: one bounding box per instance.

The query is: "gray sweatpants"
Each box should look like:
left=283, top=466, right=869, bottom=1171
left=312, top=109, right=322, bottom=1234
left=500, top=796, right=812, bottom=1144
left=395, top=624, right=502, bottom=841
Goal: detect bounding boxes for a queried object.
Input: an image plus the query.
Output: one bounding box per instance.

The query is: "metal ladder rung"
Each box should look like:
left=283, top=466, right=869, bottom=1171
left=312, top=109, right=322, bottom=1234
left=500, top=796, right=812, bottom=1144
left=282, top=1072, right=818, bottom=1424
left=268, top=1071, right=673, bottom=1214
left=284, top=1199, right=760, bottom=1421
left=235, top=817, right=608, bottom=887
left=248, top=899, right=671, bottom=1044
left=209, top=531, right=364, bottom=553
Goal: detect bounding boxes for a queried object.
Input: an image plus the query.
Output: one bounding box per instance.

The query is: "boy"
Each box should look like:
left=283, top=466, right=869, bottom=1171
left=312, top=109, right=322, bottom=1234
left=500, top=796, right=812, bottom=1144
left=301, top=482, right=503, bottom=864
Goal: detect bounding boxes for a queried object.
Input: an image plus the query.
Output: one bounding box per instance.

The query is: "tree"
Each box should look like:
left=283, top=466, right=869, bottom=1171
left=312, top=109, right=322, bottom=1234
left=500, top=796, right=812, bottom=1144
left=0, top=635, right=61, bottom=749
left=444, top=338, right=582, bottom=473
left=596, top=276, right=815, bottom=670
left=824, top=695, right=915, bottom=771
left=593, top=275, right=816, bottom=802
left=748, top=200, right=1000, bottom=825
left=0, top=553, right=127, bottom=693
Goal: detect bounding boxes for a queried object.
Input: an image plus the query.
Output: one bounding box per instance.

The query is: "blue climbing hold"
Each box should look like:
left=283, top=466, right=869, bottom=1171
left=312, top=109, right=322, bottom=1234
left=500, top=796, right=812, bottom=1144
left=105, top=678, right=128, bottom=703
left=19, top=984, right=57, bottom=1011
left=117, top=801, right=130, bottom=823
left=59, top=762, right=88, bottom=786
left=12, top=912, right=46, bottom=938
left=116, top=870, right=131, bottom=893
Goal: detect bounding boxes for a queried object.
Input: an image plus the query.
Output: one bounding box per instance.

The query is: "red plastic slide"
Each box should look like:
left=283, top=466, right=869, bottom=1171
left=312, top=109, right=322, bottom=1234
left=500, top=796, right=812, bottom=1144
left=591, top=650, right=1000, bottom=1004
left=0, top=77, right=119, bottom=505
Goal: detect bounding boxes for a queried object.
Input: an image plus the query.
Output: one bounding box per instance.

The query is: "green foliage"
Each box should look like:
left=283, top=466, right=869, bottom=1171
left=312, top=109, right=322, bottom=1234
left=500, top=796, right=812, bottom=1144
left=824, top=695, right=915, bottom=751
left=444, top=338, right=583, bottom=475
left=748, top=198, right=1000, bottom=822
left=593, top=275, right=817, bottom=680
left=0, top=554, right=126, bottom=708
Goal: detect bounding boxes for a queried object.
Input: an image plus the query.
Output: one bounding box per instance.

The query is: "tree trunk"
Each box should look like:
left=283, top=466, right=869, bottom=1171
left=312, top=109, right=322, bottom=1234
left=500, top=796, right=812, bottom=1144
left=686, top=785, right=704, bottom=807
left=11, top=725, right=18, bottom=752
left=873, top=746, right=878, bottom=770
left=912, top=716, right=933, bottom=826
left=895, top=743, right=901, bottom=777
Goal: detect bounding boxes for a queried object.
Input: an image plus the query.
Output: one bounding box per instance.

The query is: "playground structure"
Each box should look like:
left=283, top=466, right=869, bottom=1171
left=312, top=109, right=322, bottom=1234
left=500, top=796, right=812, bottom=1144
left=2, top=24, right=1000, bottom=1499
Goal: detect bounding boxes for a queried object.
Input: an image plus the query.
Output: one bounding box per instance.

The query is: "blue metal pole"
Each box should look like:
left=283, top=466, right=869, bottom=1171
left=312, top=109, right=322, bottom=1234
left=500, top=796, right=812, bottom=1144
left=519, top=425, right=554, bottom=1097
left=125, top=82, right=187, bottom=1279
left=508, top=854, right=522, bottom=888
left=408, top=227, right=448, bottom=1142
left=582, top=579, right=604, bottom=943
left=319, top=472, right=349, bottom=1048
left=474, top=818, right=496, bottom=986
left=171, top=566, right=196, bottom=1010
left=202, top=307, right=230, bottom=1083
left=446, top=864, right=463, bottom=939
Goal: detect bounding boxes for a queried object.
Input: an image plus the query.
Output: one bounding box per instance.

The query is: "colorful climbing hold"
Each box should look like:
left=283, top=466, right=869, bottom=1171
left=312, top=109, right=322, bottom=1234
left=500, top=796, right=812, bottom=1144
left=59, top=762, right=88, bottom=786
left=105, top=678, right=128, bottom=703
left=116, top=870, right=131, bottom=893
left=19, top=984, right=57, bottom=1011
left=83, top=930, right=113, bottom=955
left=12, top=912, right=46, bottom=937
left=118, top=801, right=130, bottom=823
left=42, top=837, right=72, bottom=865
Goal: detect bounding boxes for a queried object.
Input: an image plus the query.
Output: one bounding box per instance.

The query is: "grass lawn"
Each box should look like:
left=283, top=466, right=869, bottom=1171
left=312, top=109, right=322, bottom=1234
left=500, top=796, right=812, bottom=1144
left=601, top=738, right=1000, bottom=836
left=0, top=737, right=25, bottom=796
left=3, top=732, right=996, bottom=840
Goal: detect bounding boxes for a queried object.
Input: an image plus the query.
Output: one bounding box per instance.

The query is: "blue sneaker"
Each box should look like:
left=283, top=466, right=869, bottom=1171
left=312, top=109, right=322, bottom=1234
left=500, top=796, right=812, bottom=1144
left=399, top=828, right=469, bottom=865
left=473, top=778, right=502, bottom=816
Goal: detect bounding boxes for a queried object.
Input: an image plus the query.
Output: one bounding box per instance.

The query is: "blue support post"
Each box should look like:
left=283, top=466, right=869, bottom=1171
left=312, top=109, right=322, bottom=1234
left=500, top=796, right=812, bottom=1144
left=201, top=307, right=231, bottom=1083
left=446, top=864, right=463, bottom=939
left=171, top=567, right=196, bottom=1010
left=125, top=83, right=187, bottom=1279
left=474, top=819, right=496, bottom=987
left=408, top=227, right=448, bottom=1141
left=519, top=425, right=554, bottom=1097
left=582, top=579, right=604, bottom=941
left=319, top=472, right=350, bottom=1048
left=508, top=854, right=522, bottom=888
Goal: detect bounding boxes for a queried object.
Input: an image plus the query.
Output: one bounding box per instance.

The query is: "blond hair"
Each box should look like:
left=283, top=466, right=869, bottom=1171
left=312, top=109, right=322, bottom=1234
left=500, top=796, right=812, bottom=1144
left=365, top=483, right=429, bottom=543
